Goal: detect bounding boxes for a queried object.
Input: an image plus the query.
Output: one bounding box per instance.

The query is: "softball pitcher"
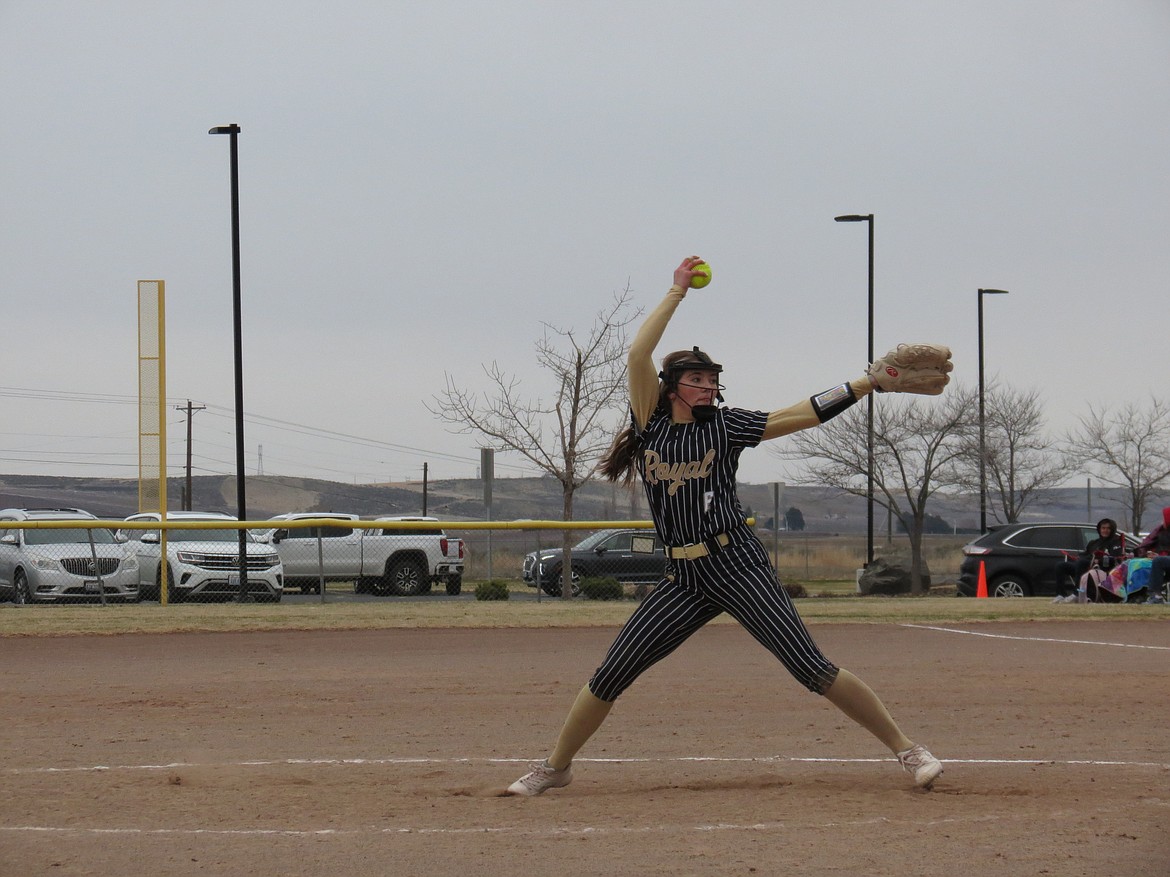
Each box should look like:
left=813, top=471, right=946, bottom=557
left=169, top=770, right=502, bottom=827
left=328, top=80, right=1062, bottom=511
left=507, top=256, right=951, bottom=796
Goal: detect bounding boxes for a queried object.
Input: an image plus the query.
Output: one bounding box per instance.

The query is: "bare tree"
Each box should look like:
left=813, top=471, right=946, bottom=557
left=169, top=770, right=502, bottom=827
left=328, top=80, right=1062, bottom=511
left=772, top=388, right=975, bottom=594
left=429, top=289, right=640, bottom=597
left=952, top=383, right=1067, bottom=523
left=1063, top=396, right=1170, bottom=533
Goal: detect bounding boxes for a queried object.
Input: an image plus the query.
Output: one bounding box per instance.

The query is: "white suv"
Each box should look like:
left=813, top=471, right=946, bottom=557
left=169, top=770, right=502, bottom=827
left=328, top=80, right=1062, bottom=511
left=118, top=511, right=283, bottom=603
left=0, top=508, right=140, bottom=604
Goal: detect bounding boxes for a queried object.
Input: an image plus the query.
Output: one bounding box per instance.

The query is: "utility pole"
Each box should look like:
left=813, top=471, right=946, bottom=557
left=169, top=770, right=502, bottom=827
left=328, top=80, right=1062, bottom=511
left=175, top=400, right=205, bottom=510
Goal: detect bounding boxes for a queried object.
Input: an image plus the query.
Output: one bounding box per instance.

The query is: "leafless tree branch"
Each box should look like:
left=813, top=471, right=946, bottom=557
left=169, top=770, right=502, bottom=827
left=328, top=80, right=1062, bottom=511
left=950, top=382, right=1069, bottom=523
left=426, top=287, right=641, bottom=595
left=770, top=387, right=976, bottom=593
left=1062, top=396, right=1170, bottom=531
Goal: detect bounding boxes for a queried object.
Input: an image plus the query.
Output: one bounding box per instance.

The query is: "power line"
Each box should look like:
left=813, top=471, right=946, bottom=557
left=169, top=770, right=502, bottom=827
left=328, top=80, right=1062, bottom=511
left=199, top=404, right=486, bottom=467
left=0, top=386, right=138, bottom=405
left=0, top=386, right=537, bottom=477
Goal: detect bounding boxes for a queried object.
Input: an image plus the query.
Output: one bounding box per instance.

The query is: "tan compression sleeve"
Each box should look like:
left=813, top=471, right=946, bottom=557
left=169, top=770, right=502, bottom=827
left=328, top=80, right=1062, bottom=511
left=761, top=377, right=874, bottom=440
left=629, top=285, right=686, bottom=428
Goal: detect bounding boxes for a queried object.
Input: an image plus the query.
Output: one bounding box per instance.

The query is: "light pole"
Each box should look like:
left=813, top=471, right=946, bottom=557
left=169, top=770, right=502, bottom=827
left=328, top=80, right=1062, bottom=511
left=977, top=288, right=1009, bottom=534
left=835, top=214, right=874, bottom=566
left=209, top=123, right=249, bottom=600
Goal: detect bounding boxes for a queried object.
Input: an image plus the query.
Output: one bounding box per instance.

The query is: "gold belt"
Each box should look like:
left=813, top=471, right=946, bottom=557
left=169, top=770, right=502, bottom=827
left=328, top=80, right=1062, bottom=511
left=667, top=533, right=730, bottom=560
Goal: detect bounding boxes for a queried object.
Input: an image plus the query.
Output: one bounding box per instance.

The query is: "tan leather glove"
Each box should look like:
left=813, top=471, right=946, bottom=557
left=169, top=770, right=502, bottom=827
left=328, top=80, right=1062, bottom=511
left=867, top=344, right=954, bottom=395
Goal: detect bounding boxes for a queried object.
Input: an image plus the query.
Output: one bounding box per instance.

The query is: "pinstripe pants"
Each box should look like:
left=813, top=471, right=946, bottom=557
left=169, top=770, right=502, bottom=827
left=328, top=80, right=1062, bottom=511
left=588, top=535, right=839, bottom=702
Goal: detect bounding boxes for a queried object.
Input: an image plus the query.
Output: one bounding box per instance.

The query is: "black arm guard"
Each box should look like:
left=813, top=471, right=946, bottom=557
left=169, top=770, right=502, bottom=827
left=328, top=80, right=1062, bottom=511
left=810, top=383, right=858, bottom=423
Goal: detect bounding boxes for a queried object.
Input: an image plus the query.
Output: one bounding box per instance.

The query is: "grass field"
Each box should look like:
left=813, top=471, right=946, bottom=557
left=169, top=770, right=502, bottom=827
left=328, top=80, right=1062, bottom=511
left=0, top=592, right=1162, bottom=637
left=1, top=531, right=1160, bottom=637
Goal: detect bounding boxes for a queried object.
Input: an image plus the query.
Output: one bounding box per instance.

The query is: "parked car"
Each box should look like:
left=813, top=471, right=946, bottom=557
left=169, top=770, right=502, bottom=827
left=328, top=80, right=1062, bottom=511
left=958, top=522, right=1139, bottom=598
left=117, top=511, right=283, bottom=603
left=259, top=513, right=465, bottom=596
left=522, top=528, right=666, bottom=597
left=0, top=507, right=140, bottom=604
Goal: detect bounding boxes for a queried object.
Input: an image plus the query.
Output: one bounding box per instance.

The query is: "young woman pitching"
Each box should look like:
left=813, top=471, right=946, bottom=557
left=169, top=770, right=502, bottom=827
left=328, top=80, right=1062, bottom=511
left=507, top=256, right=951, bottom=796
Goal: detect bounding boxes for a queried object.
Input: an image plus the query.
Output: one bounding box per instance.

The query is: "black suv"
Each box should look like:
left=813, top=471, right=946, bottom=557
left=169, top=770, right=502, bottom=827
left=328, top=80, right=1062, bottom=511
left=958, top=522, right=1138, bottom=597
left=522, top=528, right=666, bottom=597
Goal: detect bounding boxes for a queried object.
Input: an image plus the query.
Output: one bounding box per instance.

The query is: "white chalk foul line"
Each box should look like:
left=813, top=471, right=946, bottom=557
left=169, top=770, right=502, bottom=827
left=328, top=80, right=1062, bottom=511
left=6, top=755, right=1161, bottom=840
left=7, top=754, right=1168, bottom=776
left=902, top=623, right=1170, bottom=651
left=0, top=813, right=1021, bottom=840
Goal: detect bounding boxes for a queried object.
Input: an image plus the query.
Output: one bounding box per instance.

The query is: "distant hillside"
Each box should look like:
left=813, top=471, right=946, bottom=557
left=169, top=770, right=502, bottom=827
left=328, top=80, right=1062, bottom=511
left=0, top=473, right=1162, bottom=532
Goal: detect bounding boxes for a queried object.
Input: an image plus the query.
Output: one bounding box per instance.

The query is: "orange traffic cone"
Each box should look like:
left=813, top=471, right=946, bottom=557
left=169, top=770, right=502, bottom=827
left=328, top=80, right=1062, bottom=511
left=976, top=560, right=988, bottom=599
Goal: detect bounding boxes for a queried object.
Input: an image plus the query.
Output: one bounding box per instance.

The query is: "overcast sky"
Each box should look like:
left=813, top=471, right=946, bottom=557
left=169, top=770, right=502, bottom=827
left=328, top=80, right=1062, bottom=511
left=2, top=1, right=1167, bottom=492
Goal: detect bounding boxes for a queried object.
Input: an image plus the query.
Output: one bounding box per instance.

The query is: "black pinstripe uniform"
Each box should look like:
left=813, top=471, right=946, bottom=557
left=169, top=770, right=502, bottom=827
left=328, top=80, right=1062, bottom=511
left=587, top=404, right=839, bottom=702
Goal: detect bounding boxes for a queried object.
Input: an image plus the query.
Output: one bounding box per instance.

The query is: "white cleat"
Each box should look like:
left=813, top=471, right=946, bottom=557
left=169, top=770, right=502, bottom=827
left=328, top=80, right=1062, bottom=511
left=506, top=760, right=573, bottom=796
left=897, top=744, right=943, bottom=789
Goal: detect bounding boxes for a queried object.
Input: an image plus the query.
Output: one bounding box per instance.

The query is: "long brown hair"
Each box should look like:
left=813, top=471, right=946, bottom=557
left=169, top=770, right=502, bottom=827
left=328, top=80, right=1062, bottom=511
left=599, top=349, right=713, bottom=485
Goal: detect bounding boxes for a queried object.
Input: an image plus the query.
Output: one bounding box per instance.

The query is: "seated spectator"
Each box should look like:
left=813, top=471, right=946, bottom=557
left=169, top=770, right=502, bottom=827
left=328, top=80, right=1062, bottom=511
left=1052, top=518, right=1125, bottom=603
left=1136, top=507, right=1170, bottom=603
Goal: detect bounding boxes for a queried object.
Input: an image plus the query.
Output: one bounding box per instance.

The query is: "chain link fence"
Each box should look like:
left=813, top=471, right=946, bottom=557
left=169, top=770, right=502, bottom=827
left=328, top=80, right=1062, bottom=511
left=2, top=513, right=941, bottom=605
left=0, top=515, right=669, bottom=605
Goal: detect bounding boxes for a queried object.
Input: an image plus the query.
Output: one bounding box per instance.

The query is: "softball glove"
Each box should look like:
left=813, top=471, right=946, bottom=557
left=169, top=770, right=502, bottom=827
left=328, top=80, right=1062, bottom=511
left=867, top=344, right=953, bottom=395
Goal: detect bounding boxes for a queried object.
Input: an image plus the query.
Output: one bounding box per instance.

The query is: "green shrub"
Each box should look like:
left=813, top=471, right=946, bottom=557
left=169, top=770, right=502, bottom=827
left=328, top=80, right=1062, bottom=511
left=579, top=576, right=625, bottom=601
left=781, top=581, right=807, bottom=599
left=474, top=580, right=510, bottom=601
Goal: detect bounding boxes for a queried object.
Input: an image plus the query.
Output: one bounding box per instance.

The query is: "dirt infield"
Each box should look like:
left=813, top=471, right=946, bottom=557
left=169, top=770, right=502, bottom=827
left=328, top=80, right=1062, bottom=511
left=2, top=621, right=1167, bottom=876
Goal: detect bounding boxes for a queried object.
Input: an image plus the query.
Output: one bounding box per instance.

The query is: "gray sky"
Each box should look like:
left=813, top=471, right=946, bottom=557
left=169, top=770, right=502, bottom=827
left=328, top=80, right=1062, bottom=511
left=2, top=0, right=1167, bottom=489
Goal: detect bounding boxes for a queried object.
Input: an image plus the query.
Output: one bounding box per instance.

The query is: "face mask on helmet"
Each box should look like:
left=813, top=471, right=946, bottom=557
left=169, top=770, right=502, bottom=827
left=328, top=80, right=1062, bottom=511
left=660, top=347, right=725, bottom=422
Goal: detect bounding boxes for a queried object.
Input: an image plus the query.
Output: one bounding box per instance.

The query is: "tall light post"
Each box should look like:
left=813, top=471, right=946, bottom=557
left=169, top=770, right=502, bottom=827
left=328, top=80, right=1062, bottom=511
left=835, top=214, right=874, bottom=566
left=209, top=123, right=249, bottom=600
left=977, top=288, right=1010, bottom=534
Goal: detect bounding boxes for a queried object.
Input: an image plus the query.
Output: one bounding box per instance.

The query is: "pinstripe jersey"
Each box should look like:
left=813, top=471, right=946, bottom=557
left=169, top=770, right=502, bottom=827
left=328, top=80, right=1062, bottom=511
left=587, top=402, right=839, bottom=701
left=636, top=405, right=767, bottom=547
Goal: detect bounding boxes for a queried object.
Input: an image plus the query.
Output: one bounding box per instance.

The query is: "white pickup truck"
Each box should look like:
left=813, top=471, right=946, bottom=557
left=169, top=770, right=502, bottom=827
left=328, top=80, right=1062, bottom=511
left=262, top=513, right=465, bottom=596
